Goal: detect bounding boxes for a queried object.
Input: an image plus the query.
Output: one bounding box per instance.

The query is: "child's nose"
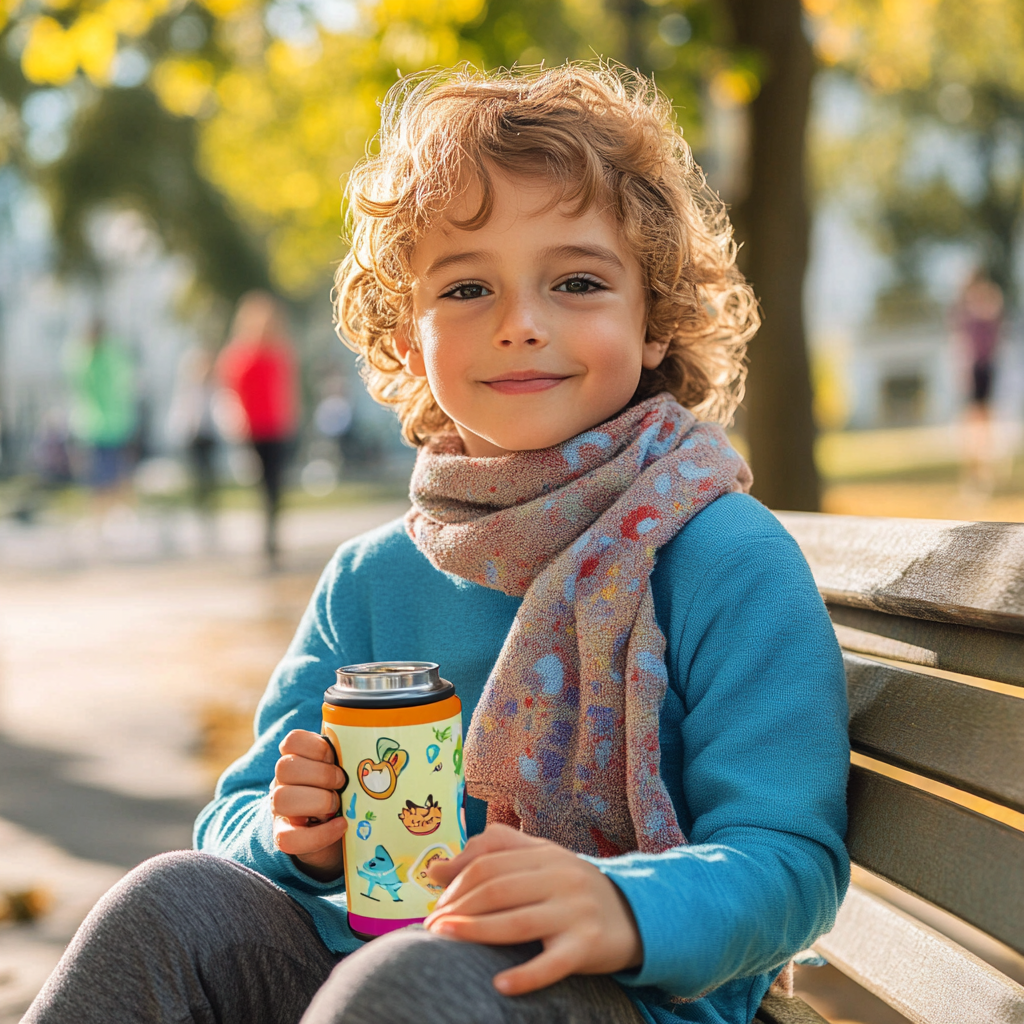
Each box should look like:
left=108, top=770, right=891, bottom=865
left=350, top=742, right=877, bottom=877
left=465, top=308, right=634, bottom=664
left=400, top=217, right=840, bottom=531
left=493, top=295, right=548, bottom=349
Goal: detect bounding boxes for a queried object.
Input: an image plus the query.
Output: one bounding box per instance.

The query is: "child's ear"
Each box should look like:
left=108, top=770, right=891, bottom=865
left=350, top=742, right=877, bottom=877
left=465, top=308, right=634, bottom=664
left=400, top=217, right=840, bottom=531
left=394, top=326, right=427, bottom=378
left=642, top=335, right=671, bottom=370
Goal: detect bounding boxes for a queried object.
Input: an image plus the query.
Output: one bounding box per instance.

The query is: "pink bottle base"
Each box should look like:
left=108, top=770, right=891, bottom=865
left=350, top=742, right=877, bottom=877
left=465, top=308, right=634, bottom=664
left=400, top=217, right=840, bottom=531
left=349, top=912, right=425, bottom=939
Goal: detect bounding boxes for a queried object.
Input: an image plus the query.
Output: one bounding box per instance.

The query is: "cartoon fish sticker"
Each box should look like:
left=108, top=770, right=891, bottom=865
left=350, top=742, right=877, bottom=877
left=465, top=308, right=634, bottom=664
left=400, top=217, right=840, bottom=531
left=356, top=845, right=404, bottom=902
left=357, top=737, right=409, bottom=800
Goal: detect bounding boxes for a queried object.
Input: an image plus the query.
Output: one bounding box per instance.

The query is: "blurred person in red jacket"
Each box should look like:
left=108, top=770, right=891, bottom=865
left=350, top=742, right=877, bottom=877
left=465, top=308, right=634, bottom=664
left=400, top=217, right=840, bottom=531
left=217, top=292, right=300, bottom=565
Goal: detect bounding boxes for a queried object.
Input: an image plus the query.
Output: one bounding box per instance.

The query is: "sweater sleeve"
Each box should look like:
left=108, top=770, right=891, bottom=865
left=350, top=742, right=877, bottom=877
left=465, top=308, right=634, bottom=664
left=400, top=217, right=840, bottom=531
left=587, top=524, right=850, bottom=1000
left=193, top=549, right=361, bottom=898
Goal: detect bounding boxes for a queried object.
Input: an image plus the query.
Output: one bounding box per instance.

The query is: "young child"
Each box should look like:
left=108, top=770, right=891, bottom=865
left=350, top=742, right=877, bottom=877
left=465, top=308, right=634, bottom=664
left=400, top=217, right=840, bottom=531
left=25, top=64, right=849, bottom=1024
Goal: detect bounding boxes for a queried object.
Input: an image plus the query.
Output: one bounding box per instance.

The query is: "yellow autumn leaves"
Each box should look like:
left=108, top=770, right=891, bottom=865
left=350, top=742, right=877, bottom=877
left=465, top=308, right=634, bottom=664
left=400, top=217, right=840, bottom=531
left=20, top=0, right=171, bottom=85
left=196, top=0, right=490, bottom=292
left=13, top=0, right=1024, bottom=297
left=804, top=0, right=1024, bottom=96
left=200, top=37, right=368, bottom=292
left=14, top=0, right=493, bottom=292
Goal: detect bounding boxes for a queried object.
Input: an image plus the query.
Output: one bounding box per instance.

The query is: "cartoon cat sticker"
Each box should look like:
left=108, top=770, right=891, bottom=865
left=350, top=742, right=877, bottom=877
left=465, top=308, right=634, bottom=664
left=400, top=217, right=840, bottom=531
left=398, top=794, right=442, bottom=836
left=356, top=845, right=404, bottom=902
left=357, top=737, right=409, bottom=800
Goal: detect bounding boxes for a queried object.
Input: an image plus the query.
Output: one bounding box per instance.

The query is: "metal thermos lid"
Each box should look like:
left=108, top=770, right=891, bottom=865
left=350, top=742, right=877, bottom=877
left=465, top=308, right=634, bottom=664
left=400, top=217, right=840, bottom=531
left=324, top=661, right=455, bottom=708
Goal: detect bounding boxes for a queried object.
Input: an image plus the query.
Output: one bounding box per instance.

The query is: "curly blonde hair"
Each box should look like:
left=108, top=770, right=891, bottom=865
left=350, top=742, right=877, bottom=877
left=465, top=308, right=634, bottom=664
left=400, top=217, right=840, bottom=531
left=334, top=63, right=759, bottom=445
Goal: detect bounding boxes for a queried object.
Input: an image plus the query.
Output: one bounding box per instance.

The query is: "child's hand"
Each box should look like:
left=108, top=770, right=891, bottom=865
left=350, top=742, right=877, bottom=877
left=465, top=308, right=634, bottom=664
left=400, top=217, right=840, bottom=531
left=423, top=824, right=643, bottom=995
left=271, top=729, right=348, bottom=881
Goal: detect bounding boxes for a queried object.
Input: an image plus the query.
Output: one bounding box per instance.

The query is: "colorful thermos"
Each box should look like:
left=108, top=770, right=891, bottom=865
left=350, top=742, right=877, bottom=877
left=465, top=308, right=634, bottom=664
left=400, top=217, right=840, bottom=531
left=322, top=662, right=466, bottom=939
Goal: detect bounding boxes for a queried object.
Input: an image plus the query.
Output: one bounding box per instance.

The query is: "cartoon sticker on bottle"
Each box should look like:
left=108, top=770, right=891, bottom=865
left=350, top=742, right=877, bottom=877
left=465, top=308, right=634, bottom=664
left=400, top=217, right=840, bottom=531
left=357, top=737, right=409, bottom=800
left=398, top=794, right=442, bottom=836
left=357, top=845, right=404, bottom=902
left=355, top=809, right=375, bottom=841
left=456, top=777, right=467, bottom=847
left=410, top=844, right=453, bottom=900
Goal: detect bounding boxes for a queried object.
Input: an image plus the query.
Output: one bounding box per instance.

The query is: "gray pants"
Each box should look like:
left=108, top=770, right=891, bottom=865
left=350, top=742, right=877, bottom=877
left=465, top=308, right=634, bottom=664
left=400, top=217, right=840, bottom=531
left=24, top=851, right=644, bottom=1024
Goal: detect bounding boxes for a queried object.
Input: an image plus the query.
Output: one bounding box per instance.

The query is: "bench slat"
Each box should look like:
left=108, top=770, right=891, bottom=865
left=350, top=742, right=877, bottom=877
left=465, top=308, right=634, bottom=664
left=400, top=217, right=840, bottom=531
left=756, top=994, right=830, bottom=1024
left=846, top=653, right=1024, bottom=813
left=775, top=513, right=1024, bottom=633
left=847, top=766, right=1024, bottom=955
left=814, top=883, right=1024, bottom=1024
left=831, top=604, right=1024, bottom=689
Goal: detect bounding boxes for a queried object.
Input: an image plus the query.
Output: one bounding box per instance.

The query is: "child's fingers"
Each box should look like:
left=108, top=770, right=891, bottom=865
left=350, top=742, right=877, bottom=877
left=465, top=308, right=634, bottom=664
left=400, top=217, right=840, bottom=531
left=424, top=870, right=543, bottom=927
left=279, top=729, right=335, bottom=762
left=432, top=843, right=552, bottom=909
left=492, top=934, right=583, bottom=996
left=274, top=752, right=347, bottom=792
left=426, top=901, right=562, bottom=948
left=428, top=824, right=544, bottom=886
left=271, top=783, right=340, bottom=820
left=273, top=812, right=347, bottom=857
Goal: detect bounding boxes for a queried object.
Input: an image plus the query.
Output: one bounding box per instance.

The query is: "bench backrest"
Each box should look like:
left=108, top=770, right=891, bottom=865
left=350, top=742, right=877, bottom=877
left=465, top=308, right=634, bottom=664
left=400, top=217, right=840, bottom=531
left=773, top=513, right=1024, bottom=1024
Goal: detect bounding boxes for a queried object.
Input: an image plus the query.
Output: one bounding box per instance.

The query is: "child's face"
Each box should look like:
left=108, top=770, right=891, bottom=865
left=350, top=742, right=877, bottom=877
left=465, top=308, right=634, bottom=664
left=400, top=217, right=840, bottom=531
left=398, top=171, right=668, bottom=456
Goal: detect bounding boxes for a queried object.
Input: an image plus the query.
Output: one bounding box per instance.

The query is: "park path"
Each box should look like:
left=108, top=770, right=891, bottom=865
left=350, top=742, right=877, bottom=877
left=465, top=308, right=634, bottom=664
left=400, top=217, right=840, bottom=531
left=0, top=501, right=406, bottom=1022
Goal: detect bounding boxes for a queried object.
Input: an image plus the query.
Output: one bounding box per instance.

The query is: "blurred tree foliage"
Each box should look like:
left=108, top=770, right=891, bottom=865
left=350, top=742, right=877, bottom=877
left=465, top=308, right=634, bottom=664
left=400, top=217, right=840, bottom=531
left=806, top=0, right=1024, bottom=304
left=0, top=0, right=821, bottom=507
left=0, top=0, right=750, bottom=297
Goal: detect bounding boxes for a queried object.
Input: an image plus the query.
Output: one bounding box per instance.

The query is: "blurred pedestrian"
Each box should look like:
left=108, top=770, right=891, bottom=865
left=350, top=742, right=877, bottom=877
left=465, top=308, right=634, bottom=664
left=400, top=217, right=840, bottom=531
left=168, top=345, right=221, bottom=547
left=313, top=374, right=353, bottom=460
left=216, top=292, right=300, bottom=566
left=33, top=409, right=73, bottom=489
left=65, top=318, right=137, bottom=514
left=955, top=269, right=1004, bottom=495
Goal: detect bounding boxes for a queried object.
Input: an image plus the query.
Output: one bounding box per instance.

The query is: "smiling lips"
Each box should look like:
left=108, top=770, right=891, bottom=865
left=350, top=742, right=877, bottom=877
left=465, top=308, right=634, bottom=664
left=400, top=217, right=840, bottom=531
left=483, top=371, right=568, bottom=395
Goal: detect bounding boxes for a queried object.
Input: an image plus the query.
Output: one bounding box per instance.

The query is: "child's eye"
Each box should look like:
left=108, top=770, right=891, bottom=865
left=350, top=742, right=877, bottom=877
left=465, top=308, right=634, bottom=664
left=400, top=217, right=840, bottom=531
left=554, top=275, right=605, bottom=295
left=441, top=281, right=490, bottom=300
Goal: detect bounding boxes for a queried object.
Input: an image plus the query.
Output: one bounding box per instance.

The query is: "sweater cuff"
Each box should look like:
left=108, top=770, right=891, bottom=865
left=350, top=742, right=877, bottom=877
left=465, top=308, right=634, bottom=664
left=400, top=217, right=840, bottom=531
left=580, top=849, right=690, bottom=993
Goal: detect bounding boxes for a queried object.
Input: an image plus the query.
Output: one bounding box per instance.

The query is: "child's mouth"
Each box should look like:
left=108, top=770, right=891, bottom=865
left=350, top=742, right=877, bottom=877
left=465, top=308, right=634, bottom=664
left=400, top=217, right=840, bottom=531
left=483, top=374, right=567, bottom=395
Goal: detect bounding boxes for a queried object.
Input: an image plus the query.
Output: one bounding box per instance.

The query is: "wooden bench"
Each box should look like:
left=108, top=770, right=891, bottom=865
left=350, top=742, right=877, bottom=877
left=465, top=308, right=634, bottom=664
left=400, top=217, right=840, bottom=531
left=756, top=513, right=1024, bottom=1024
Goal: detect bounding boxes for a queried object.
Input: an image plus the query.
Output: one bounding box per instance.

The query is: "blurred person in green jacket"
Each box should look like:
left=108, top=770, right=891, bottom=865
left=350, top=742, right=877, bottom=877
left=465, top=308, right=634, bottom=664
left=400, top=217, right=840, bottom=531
left=66, top=319, right=137, bottom=504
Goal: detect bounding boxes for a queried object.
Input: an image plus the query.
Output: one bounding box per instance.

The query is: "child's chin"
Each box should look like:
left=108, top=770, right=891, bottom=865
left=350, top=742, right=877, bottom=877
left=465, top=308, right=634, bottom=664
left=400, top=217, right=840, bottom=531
left=492, top=431, right=576, bottom=452
left=459, top=417, right=595, bottom=454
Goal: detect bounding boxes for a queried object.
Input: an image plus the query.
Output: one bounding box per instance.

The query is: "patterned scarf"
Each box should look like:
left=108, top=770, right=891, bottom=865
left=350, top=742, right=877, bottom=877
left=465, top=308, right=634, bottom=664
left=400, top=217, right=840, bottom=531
left=406, top=393, right=752, bottom=856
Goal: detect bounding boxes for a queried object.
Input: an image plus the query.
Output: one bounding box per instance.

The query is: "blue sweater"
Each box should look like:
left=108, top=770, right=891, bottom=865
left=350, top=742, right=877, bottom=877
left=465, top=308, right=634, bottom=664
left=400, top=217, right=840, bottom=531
left=195, top=493, right=849, bottom=1024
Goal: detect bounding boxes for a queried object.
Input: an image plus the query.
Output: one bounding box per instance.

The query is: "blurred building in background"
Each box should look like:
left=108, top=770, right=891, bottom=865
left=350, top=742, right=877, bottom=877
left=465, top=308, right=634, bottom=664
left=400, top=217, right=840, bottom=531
left=0, top=182, right=193, bottom=476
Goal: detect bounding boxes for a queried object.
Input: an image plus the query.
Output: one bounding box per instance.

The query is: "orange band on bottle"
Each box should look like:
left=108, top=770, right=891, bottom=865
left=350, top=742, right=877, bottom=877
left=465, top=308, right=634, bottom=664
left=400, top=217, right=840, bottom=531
left=322, top=693, right=461, bottom=728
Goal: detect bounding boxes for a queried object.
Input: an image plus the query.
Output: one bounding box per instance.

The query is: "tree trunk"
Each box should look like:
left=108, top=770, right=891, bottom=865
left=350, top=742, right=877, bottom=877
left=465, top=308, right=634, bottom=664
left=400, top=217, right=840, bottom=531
left=611, top=0, right=649, bottom=73
left=725, top=0, right=820, bottom=511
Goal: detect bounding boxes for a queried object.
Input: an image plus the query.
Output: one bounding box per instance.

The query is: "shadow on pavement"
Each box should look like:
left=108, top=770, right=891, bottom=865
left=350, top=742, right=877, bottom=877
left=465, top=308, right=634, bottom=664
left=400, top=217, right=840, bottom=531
left=0, top=732, right=208, bottom=869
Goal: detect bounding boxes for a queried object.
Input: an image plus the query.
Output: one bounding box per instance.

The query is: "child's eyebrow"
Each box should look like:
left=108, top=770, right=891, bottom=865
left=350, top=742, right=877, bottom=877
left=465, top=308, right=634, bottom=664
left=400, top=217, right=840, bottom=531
left=425, top=243, right=625, bottom=277
left=542, top=244, right=625, bottom=271
left=425, top=250, right=488, bottom=275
